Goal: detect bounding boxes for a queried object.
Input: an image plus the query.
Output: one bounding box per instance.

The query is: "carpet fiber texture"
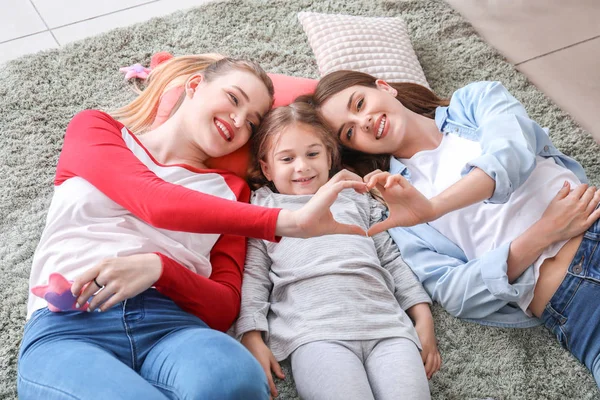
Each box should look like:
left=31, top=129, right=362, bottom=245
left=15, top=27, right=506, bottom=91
left=1, top=0, right=599, bottom=399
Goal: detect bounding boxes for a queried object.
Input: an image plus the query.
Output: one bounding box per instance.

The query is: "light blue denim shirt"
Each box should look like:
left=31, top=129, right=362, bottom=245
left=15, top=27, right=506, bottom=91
left=387, top=81, right=588, bottom=328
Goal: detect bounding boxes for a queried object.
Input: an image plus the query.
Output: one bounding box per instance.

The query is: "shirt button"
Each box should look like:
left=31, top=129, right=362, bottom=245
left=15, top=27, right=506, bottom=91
left=543, top=145, right=549, bottom=152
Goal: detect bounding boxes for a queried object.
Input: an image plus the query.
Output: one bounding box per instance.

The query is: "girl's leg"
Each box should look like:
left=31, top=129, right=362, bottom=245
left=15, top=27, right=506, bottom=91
left=290, top=340, right=375, bottom=400
left=140, top=328, right=269, bottom=400
left=364, top=337, right=430, bottom=400
left=18, top=308, right=168, bottom=400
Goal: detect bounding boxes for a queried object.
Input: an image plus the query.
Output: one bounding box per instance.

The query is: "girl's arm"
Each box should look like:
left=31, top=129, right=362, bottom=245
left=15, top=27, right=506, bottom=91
left=234, top=236, right=282, bottom=397
left=370, top=197, right=431, bottom=310
left=406, top=303, right=441, bottom=379
left=370, top=198, right=440, bottom=378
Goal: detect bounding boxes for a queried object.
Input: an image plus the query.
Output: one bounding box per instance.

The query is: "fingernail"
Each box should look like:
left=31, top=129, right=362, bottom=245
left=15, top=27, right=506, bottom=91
left=96, top=309, right=102, bottom=313
left=75, top=303, right=80, bottom=308
left=72, top=292, right=77, bottom=297
left=564, top=181, right=568, bottom=187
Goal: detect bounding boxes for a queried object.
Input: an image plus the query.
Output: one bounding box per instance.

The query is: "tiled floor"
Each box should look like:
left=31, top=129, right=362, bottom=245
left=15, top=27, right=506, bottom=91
left=0, top=0, right=218, bottom=65
left=4, top=0, right=599, bottom=143
left=445, top=0, right=600, bottom=143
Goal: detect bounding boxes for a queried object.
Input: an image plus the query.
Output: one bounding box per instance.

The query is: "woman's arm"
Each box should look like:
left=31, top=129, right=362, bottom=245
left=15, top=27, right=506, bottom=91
left=58, top=110, right=366, bottom=240
left=58, top=110, right=280, bottom=240
left=390, top=226, right=530, bottom=319
left=71, top=235, right=245, bottom=332
left=389, top=182, right=600, bottom=317
left=153, top=233, right=246, bottom=332
left=365, top=168, right=495, bottom=229
left=453, top=81, right=545, bottom=204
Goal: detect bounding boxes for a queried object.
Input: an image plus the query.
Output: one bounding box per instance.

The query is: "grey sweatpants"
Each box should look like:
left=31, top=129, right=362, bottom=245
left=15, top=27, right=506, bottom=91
left=290, top=337, right=431, bottom=400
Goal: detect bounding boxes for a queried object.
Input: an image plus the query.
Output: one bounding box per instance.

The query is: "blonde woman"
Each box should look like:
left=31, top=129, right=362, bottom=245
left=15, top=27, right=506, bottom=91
left=17, top=55, right=365, bottom=400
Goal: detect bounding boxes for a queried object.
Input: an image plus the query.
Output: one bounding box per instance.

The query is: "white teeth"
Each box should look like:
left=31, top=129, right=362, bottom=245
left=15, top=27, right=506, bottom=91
left=376, top=116, right=386, bottom=139
left=216, top=120, right=231, bottom=140
left=294, top=177, right=313, bottom=182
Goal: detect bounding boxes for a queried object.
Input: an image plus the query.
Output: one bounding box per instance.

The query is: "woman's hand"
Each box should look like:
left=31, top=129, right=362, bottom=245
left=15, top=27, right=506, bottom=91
left=242, top=331, right=285, bottom=398
left=364, top=170, right=438, bottom=236
left=276, top=169, right=368, bottom=238
left=538, top=182, right=600, bottom=243
left=71, top=253, right=162, bottom=312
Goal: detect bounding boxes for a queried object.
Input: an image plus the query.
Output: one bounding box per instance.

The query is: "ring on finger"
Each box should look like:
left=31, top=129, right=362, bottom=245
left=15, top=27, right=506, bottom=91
left=93, top=278, right=105, bottom=290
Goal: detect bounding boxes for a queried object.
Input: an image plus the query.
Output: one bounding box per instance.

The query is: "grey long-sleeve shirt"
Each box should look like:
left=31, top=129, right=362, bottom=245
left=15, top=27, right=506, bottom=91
left=235, top=187, right=431, bottom=360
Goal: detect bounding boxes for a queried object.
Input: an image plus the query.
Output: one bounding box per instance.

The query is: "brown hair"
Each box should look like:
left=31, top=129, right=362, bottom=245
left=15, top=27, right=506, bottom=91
left=248, top=100, right=340, bottom=191
left=306, top=70, right=449, bottom=177
left=111, top=54, right=274, bottom=134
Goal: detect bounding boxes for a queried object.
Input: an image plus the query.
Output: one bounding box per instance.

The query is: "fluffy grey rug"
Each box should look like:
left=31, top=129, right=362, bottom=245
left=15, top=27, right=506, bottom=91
left=1, top=0, right=598, bottom=399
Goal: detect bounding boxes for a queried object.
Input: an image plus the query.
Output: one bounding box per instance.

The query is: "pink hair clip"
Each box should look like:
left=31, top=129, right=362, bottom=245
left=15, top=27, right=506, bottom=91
left=119, top=63, right=151, bottom=80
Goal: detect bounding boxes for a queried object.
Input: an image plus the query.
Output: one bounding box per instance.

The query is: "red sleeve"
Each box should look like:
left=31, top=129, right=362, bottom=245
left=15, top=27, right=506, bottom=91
left=56, top=110, right=280, bottom=241
left=153, top=234, right=244, bottom=331
left=153, top=180, right=251, bottom=331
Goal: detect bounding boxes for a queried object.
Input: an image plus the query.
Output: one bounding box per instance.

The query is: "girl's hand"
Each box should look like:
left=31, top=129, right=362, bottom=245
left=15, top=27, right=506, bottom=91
left=242, top=331, right=285, bottom=398
left=364, top=170, right=438, bottom=236
left=414, top=321, right=442, bottom=380
left=538, top=182, right=600, bottom=243
left=71, top=253, right=162, bottom=312
left=277, top=169, right=368, bottom=238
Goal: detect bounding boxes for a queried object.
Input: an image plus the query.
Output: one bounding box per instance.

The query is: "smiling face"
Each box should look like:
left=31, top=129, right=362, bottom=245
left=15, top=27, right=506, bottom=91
left=319, top=80, right=409, bottom=155
left=260, top=123, right=332, bottom=195
left=181, top=69, right=272, bottom=158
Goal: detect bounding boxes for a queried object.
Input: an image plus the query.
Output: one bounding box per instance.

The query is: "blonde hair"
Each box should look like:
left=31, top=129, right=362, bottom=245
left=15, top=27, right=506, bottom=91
left=248, top=100, right=340, bottom=191
left=111, top=54, right=275, bottom=134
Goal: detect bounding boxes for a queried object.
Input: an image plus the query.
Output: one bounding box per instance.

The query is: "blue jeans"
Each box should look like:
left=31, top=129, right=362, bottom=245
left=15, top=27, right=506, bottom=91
left=18, top=289, right=269, bottom=400
left=541, top=218, right=600, bottom=388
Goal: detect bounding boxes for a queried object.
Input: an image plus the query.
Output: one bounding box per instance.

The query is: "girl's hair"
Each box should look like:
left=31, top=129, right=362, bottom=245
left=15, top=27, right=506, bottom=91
left=248, top=100, right=340, bottom=191
left=305, top=70, right=449, bottom=177
left=111, top=54, right=275, bottom=134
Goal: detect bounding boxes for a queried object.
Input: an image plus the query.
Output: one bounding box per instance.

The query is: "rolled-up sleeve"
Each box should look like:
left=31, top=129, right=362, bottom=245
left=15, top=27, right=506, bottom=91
left=453, top=81, right=541, bottom=204
left=388, top=225, right=535, bottom=319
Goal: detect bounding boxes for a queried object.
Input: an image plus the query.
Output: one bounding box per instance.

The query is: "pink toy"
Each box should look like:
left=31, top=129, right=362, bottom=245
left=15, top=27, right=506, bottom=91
left=118, top=52, right=174, bottom=82
left=119, top=63, right=151, bottom=80
left=31, top=273, right=89, bottom=312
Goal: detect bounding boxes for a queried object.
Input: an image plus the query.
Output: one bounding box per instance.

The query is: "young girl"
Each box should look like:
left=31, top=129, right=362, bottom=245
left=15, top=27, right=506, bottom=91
left=236, top=102, right=439, bottom=400
left=18, top=55, right=366, bottom=400
left=307, top=70, right=600, bottom=387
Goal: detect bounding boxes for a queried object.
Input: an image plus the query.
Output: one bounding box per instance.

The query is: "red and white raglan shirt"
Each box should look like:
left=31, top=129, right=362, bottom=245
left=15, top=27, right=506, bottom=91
left=27, top=110, right=280, bottom=331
